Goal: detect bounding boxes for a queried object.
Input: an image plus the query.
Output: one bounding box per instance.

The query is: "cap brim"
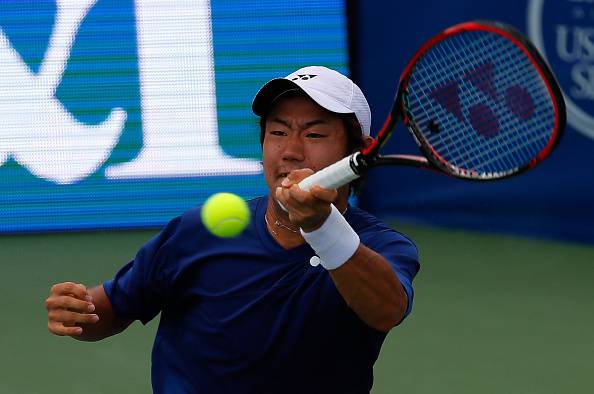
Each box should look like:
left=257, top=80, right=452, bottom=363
left=252, top=79, right=301, bottom=116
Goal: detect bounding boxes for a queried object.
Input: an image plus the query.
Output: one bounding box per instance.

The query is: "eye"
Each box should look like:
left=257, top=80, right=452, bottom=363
left=306, top=132, right=325, bottom=138
left=270, top=130, right=287, bottom=136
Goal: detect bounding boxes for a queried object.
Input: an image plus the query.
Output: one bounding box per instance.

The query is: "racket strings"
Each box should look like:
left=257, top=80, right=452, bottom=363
left=424, top=36, right=551, bottom=171
left=427, top=34, right=550, bottom=158
left=416, top=92, right=553, bottom=171
left=406, top=30, right=555, bottom=175
left=462, top=131, right=549, bottom=172
left=409, top=35, right=506, bottom=166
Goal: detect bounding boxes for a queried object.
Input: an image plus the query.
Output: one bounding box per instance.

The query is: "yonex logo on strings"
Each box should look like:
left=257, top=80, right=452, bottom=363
left=429, top=62, right=536, bottom=138
left=291, top=74, right=317, bottom=81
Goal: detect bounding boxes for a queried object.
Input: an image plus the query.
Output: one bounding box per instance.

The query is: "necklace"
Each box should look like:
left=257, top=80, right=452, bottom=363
left=264, top=214, right=278, bottom=236
left=264, top=206, right=348, bottom=237
left=264, top=212, right=298, bottom=236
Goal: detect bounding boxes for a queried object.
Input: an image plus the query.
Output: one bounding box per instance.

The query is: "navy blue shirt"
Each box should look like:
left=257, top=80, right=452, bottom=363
left=104, top=196, right=419, bottom=393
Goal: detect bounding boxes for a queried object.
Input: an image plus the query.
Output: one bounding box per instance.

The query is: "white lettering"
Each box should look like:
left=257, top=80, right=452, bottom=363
left=105, top=0, right=261, bottom=179
left=580, top=27, right=594, bottom=59
left=556, top=25, right=594, bottom=62
left=556, top=25, right=577, bottom=62
left=0, top=0, right=126, bottom=184
left=570, top=63, right=594, bottom=99
left=528, top=0, right=594, bottom=140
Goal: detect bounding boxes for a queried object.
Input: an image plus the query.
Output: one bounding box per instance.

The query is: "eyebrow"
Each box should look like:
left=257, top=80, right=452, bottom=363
left=269, top=117, right=328, bottom=129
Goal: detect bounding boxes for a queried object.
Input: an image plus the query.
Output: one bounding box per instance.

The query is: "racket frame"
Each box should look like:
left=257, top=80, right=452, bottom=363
left=297, top=20, right=566, bottom=191
left=362, top=20, right=566, bottom=181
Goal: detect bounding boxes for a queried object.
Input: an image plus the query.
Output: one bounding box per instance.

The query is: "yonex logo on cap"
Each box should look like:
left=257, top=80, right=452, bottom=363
left=252, top=66, right=372, bottom=136
left=291, top=74, right=317, bottom=81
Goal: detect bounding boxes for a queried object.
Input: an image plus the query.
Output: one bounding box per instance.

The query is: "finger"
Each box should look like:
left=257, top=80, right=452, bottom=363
left=283, top=178, right=337, bottom=205
left=283, top=168, right=315, bottom=186
left=285, top=187, right=330, bottom=216
left=309, top=185, right=338, bottom=203
left=286, top=184, right=335, bottom=211
left=275, top=186, right=294, bottom=208
left=275, top=187, right=306, bottom=219
left=50, top=282, right=90, bottom=300
left=45, top=295, right=95, bottom=313
left=287, top=184, right=312, bottom=204
left=48, top=309, right=99, bottom=325
left=278, top=187, right=313, bottom=216
left=278, top=183, right=320, bottom=213
left=48, top=321, right=83, bottom=337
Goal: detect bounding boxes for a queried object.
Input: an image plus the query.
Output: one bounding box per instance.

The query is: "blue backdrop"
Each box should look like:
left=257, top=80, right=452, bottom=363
left=353, top=0, right=594, bottom=244
left=0, top=0, right=348, bottom=232
left=1, top=0, right=591, bottom=245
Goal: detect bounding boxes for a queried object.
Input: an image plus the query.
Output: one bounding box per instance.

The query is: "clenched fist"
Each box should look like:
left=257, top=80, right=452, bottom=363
left=45, top=282, right=99, bottom=336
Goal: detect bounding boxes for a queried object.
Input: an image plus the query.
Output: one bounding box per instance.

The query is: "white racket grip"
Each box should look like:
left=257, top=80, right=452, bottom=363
left=298, top=154, right=361, bottom=191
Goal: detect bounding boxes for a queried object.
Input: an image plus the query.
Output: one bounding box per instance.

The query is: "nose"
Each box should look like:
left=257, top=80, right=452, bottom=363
left=282, top=133, right=305, bottom=162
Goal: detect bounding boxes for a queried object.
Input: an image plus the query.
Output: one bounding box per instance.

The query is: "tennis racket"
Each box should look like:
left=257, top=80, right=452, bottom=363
left=298, top=20, right=566, bottom=192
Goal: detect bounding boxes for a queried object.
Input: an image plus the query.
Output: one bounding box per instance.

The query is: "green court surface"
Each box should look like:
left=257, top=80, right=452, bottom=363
left=1, top=225, right=592, bottom=393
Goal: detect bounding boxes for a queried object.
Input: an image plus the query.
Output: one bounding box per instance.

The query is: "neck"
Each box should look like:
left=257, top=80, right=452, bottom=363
left=264, top=193, right=349, bottom=249
left=264, top=197, right=303, bottom=249
left=269, top=197, right=296, bottom=228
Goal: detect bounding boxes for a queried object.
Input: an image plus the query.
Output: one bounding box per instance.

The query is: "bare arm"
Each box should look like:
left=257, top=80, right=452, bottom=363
left=329, top=245, right=408, bottom=332
left=276, top=169, right=408, bottom=332
left=46, top=282, right=133, bottom=341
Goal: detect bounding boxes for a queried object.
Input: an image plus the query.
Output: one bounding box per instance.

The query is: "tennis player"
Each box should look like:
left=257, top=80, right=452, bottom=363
left=45, top=66, right=420, bottom=393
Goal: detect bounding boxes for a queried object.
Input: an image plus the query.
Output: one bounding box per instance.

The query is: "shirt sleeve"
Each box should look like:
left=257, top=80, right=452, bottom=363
left=103, top=216, right=182, bottom=324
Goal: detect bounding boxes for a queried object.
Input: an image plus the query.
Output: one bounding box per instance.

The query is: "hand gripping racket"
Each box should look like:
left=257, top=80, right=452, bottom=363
left=298, top=20, right=566, bottom=192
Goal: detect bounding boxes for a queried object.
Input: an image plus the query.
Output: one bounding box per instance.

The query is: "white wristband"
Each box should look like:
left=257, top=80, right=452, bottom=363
left=300, top=204, right=360, bottom=270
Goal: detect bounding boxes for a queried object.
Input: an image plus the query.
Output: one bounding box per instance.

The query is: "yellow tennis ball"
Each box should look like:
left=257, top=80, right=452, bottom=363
left=201, top=193, right=250, bottom=238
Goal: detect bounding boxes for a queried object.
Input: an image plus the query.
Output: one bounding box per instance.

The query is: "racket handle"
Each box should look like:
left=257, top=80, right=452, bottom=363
left=298, top=153, right=362, bottom=191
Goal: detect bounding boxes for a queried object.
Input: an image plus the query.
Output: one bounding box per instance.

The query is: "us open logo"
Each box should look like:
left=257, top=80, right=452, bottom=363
left=528, top=0, right=594, bottom=140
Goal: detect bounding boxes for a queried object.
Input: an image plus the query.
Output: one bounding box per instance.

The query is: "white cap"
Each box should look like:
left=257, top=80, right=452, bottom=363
left=252, top=66, right=371, bottom=136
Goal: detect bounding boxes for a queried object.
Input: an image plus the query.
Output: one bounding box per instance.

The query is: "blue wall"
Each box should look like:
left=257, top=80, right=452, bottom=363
left=1, top=0, right=591, bottom=244
left=352, top=0, right=594, bottom=244
left=0, top=0, right=348, bottom=232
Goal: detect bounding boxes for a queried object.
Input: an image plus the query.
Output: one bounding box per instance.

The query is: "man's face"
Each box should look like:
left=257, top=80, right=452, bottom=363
left=262, top=94, right=350, bottom=193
